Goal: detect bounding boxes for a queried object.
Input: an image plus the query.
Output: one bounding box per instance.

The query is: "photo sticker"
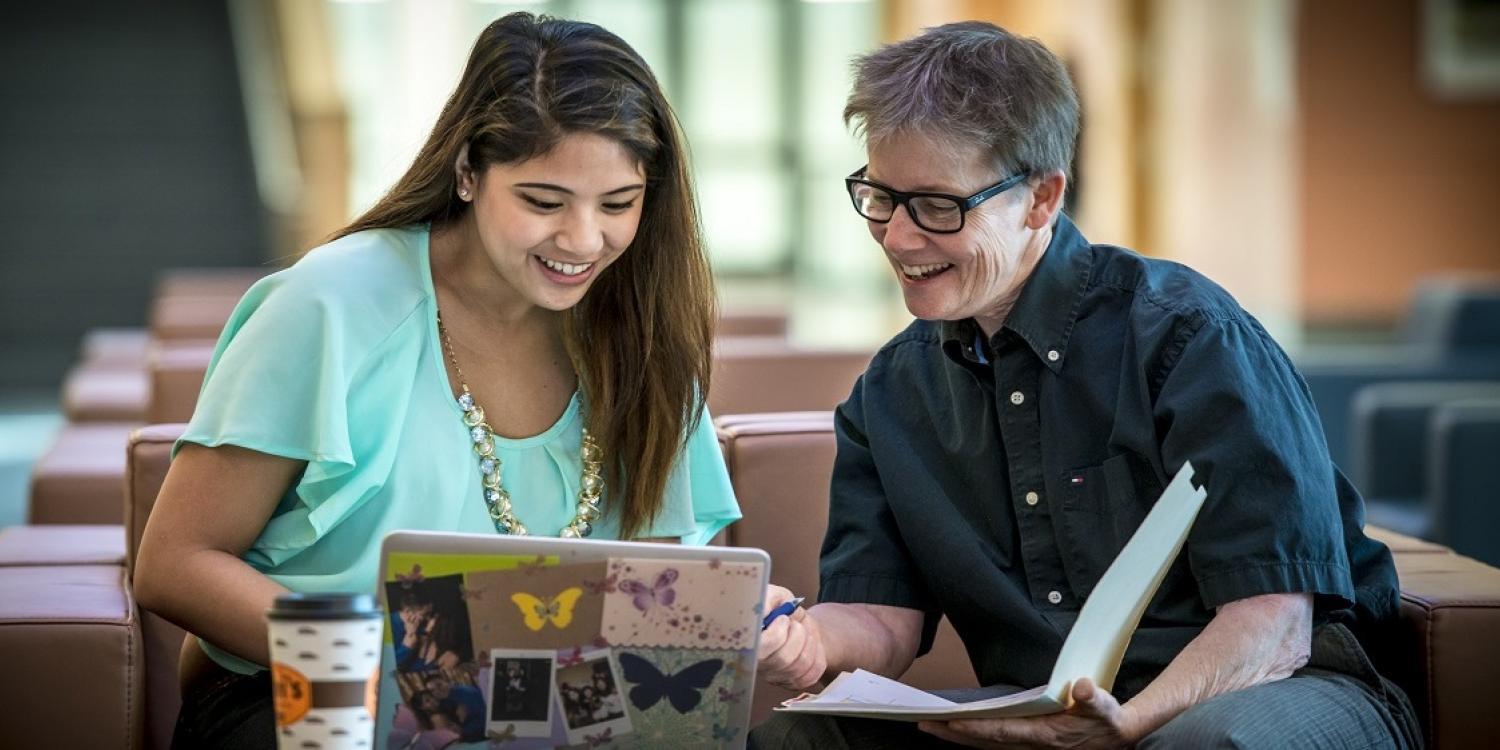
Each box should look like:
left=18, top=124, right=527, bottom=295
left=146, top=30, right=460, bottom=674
left=555, top=647, right=634, bottom=746
left=487, top=648, right=557, bottom=739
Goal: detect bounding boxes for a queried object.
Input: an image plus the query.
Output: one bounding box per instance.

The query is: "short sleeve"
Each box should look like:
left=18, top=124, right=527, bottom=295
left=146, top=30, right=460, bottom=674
left=176, top=269, right=421, bottom=565
left=634, top=407, right=742, bottom=545
left=817, top=376, right=940, bottom=651
left=1156, top=316, right=1354, bottom=610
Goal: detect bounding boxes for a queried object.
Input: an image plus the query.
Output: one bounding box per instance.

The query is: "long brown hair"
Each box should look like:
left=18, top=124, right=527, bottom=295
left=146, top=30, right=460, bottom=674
left=335, top=13, right=715, bottom=538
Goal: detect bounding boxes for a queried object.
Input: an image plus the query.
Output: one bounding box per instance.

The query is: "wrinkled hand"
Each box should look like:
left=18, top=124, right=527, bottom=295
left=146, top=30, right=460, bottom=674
left=757, top=584, right=826, bottom=691
left=918, top=679, right=1138, bottom=749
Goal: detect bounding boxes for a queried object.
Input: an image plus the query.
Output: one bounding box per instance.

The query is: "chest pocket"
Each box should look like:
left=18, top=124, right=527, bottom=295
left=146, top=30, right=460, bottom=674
left=1054, top=452, right=1164, bottom=598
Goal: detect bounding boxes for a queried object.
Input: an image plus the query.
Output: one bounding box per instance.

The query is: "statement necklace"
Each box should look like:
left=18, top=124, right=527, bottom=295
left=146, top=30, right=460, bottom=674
left=436, top=311, right=604, bottom=537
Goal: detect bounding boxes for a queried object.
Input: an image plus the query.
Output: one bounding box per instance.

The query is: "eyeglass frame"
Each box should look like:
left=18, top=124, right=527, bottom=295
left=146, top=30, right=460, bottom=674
left=844, top=165, right=1032, bottom=234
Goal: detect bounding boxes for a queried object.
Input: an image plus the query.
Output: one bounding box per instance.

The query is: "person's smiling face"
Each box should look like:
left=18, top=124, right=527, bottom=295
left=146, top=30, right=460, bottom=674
left=459, top=131, right=646, bottom=312
left=863, top=132, right=1047, bottom=331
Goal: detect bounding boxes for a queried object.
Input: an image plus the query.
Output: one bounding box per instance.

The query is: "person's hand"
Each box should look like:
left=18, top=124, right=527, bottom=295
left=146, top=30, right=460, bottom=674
left=398, top=608, right=423, bottom=647
left=757, top=584, right=826, bottom=691
left=917, top=679, right=1138, bottom=749
left=364, top=665, right=380, bottom=719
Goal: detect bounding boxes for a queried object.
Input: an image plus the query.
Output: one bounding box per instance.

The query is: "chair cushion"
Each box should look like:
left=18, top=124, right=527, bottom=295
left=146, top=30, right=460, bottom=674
left=0, top=524, right=126, bottom=566
left=61, top=365, right=149, bottom=423
left=0, top=564, right=143, bottom=748
left=28, top=423, right=136, bottom=524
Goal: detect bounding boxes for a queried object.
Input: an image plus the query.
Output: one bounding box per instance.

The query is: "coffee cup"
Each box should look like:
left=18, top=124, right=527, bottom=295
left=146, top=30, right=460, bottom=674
left=267, top=592, right=383, bottom=749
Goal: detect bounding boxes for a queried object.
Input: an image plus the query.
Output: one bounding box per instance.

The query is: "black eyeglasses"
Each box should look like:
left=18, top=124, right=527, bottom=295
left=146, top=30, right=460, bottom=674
left=845, top=166, right=1031, bottom=234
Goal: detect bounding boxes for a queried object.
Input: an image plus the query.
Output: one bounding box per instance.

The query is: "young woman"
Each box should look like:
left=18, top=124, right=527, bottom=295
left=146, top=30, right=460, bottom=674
left=135, top=12, right=739, bottom=747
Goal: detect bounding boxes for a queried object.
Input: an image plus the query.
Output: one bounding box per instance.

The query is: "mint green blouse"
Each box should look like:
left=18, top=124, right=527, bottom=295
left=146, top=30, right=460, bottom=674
left=177, top=225, right=741, bottom=673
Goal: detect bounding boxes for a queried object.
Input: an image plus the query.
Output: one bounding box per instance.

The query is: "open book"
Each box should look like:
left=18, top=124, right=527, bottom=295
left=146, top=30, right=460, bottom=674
left=777, top=461, right=1206, bottom=721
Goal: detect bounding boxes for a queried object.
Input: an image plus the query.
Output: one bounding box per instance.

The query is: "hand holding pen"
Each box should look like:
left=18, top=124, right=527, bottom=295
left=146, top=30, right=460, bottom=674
left=756, top=584, right=827, bottom=691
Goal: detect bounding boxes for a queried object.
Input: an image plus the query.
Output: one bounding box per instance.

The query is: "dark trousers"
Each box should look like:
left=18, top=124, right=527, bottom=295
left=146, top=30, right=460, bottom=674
left=171, top=667, right=276, bottom=750
left=750, top=624, right=1423, bottom=749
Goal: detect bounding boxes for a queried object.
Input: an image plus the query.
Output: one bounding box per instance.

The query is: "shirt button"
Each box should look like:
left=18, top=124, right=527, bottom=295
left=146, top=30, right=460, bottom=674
left=1025, top=491, right=1040, bottom=506
left=1047, top=590, right=1063, bottom=605
left=1009, top=391, right=1025, bottom=405
left=1047, top=349, right=1060, bottom=362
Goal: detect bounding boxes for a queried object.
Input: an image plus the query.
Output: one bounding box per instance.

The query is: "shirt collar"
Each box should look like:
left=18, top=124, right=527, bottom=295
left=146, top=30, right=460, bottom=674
left=939, top=213, right=1093, bottom=374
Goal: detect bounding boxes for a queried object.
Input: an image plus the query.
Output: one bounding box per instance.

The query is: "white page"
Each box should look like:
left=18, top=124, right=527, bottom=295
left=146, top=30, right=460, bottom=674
left=797, top=670, right=956, bottom=707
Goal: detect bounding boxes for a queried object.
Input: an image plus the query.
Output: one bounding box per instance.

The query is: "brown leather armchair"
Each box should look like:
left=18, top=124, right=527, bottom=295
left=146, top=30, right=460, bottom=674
left=0, top=525, right=142, bottom=749
left=124, top=423, right=191, bottom=750
left=716, top=411, right=1500, bottom=749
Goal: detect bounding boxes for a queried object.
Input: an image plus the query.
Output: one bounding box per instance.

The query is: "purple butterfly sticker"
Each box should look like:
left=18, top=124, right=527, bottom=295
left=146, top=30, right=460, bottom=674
left=585, top=727, right=614, bottom=747
left=618, top=569, right=678, bottom=614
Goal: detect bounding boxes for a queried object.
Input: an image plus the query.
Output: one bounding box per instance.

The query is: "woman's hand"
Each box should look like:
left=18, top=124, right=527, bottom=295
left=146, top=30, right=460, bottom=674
left=757, top=584, right=827, bottom=691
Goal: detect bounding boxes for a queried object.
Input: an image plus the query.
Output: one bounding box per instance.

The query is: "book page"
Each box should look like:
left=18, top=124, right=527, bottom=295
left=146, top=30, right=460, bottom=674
left=792, top=670, right=956, bottom=708
left=777, top=462, right=1206, bottom=722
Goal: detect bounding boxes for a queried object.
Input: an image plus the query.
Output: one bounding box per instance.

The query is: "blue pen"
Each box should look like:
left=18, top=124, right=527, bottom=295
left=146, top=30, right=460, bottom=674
left=761, top=597, right=805, bottom=630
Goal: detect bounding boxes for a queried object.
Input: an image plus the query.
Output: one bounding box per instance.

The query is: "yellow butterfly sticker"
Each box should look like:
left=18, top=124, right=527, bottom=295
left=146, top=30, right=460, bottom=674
left=510, top=587, right=584, bottom=631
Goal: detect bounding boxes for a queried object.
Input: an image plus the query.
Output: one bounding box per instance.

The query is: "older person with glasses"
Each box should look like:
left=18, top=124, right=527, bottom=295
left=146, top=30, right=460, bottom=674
left=753, top=20, right=1420, bottom=750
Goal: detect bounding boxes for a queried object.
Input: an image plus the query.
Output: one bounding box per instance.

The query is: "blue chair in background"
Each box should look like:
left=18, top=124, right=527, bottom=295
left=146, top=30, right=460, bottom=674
left=1430, top=399, right=1500, bottom=568
left=1299, top=277, right=1500, bottom=470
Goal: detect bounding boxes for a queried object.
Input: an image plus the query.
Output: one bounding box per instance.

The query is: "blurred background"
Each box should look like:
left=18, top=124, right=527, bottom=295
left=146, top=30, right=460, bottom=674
left=2, top=0, right=1498, bottom=546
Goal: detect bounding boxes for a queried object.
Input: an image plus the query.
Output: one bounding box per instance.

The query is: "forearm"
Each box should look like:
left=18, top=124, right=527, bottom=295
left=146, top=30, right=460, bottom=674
left=811, top=602, right=921, bottom=681
left=1121, top=592, right=1312, bottom=740
left=138, top=548, right=289, bottom=668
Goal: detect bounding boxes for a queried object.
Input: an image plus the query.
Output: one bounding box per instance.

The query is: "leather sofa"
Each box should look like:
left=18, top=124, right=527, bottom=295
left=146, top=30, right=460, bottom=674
left=0, top=524, right=142, bottom=749
left=709, top=337, right=873, bottom=418
left=125, top=424, right=191, bottom=750
left=716, top=411, right=1500, bottom=749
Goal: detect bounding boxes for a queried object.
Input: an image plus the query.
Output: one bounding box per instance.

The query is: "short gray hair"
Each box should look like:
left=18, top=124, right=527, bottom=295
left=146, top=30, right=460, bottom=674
left=844, top=21, right=1080, bottom=181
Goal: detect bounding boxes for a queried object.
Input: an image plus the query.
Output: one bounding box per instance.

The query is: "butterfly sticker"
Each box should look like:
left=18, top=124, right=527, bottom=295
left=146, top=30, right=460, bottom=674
left=618, top=569, right=678, bottom=615
left=712, top=723, right=740, bottom=742
left=617, top=653, right=722, bottom=713
left=723, top=653, right=753, bottom=681
left=510, top=587, right=584, bottom=631
left=460, top=585, right=485, bottom=602
left=487, top=723, right=518, bottom=746
left=516, top=554, right=550, bottom=575
left=396, top=564, right=424, bottom=589
left=583, top=574, right=618, bottom=595
left=584, top=727, right=614, bottom=747
left=557, top=646, right=585, bottom=668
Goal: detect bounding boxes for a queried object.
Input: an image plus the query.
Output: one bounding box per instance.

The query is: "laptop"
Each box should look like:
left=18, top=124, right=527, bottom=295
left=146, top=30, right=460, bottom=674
left=373, top=531, right=770, bottom=749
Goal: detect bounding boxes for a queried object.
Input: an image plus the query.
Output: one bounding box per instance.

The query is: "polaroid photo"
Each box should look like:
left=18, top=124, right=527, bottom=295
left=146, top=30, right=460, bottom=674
left=488, top=648, right=557, bottom=739
left=554, top=647, right=633, bottom=747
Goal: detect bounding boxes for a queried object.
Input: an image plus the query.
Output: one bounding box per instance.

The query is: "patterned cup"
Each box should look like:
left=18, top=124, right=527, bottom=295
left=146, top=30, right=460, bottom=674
left=267, top=593, right=383, bottom=749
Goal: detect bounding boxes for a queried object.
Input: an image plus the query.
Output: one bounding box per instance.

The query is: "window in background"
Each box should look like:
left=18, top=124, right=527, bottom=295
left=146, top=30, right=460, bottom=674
left=327, top=0, right=895, bottom=345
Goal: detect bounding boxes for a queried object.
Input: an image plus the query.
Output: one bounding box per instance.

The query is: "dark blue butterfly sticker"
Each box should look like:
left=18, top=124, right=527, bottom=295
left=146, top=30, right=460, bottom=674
left=616, top=653, right=723, bottom=714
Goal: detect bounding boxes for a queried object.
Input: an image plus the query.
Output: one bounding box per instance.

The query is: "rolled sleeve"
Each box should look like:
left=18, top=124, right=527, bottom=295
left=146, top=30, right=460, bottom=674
left=1155, top=316, right=1355, bottom=610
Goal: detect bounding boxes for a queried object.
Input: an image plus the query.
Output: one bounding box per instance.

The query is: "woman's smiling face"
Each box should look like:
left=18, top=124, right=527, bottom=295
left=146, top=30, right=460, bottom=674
left=458, top=132, right=647, bottom=312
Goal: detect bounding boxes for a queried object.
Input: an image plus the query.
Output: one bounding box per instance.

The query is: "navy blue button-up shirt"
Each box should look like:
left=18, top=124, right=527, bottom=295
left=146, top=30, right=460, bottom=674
left=818, top=214, right=1399, bottom=699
